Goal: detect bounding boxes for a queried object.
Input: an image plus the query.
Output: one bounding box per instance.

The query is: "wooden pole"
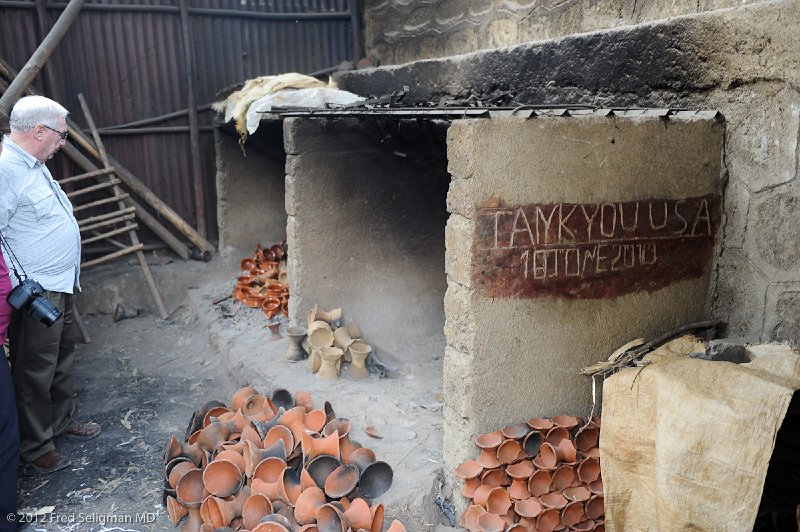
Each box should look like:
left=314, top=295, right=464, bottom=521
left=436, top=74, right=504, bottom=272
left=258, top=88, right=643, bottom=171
left=71, top=302, right=91, bottom=344
left=78, top=93, right=169, bottom=319
left=0, top=0, right=84, bottom=118
left=178, top=0, right=206, bottom=237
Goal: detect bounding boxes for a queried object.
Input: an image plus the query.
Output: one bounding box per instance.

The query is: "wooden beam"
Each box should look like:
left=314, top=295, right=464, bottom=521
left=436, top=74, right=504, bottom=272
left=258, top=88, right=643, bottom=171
left=58, top=167, right=114, bottom=185
left=0, top=0, right=84, bottom=117
left=78, top=213, right=135, bottom=233
left=80, top=223, right=138, bottom=245
left=81, top=242, right=143, bottom=268
left=72, top=193, right=129, bottom=213
left=77, top=207, right=136, bottom=226
left=65, top=178, right=119, bottom=198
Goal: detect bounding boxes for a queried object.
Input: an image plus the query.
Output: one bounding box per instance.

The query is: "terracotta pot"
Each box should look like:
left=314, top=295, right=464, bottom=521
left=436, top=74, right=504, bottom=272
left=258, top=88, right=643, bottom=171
left=536, top=508, right=561, bottom=532
left=264, top=425, right=294, bottom=456
left=369, top=503, right=384, bottom=532
left=507, top=478, right=530, bottom=501
left=476, top=449, right=501, bottom=469
left=347, top=447, right=376, bottom=473
left=167, top=495, right=188, bottom=526
left=244, top=440, right=286, bottom=477
left=575, top=426, right=600, bottom=452
left=475, top=431, right=503, bottom=450
left=589, top=478, right=604, bottom=495
left=455, top=460, right=483, bottom=480
left=562, top=500, right=586, bottom=527
left=496, top=439, right=523, bottom=464
left=278, top=406, right=307, bottom=448
left=540, top=491, right=568, bottom=510
left=506, top=459, right=534, bottom=480
left=203, top=405, right=232, bottom=427
left=253, top=456, right=287, bottom=483
left=182, top=507, right=203, bottom=532
left=218, top=410, right=249, bottom=438
left=292, top=486, right=325, bottom=525
left=545, top=426, right=570, bottom=446
left=563, top=485, right=592, bottom=502
left=306, top=454, right=342, bottom=490
left=485, top=487, right=512, bottom=515
left=385, top=519, right=406, bottom=532
left=203, top=459, right=243, bottom=498
left=552, top=415, right=582, bottom=430
left=316, top=502, right=345, bottom=532
left=277, top=466, right=302, bottom=506
left=577, top=457, right=601, bottom=484
left=304, top=409, right=327, bottom=433
left=461, top=478, right=481, bottom=499
left=552, top=464, right=576, bottom=490
left=263, top=298, right=281, bottom=319
left=241, top=258, right=256, bottom=271
left=480, top=468, right=509, bottom=488
left=523, top=430, right=543, bottom=457
left=203, top=485, right=251, bottom=528
left=527, top=417, right=554, bottom=432
left=340, top=497, right=371, bottom=530
left=359, top=460, right=393, bottom=499
left=317, top=347, right=344, bottom=379
left=528, top=469, right=552, bottom=497
left=555, top=439, right=578, bottom=464
left=534, top=442, right=558, bottom=470
left=302, top=431, right=341, bottom=461
left=294, top=390, right=313, bottom=412
left=472, top=484, right=493, bottom=508
left=475, top=512, right=504, bottom=532
left=168, top=459, right=197, bottom=489
left=585, top=494, right=605, bottom=521
left=285, top=327, right=308, bottom=361
left=252, top=521, right=290, bottom=532
left=215, top=450, right=246, bottom=476
left=501, top=423, right=531, bottom=440
left=165, top=436, right=204, bottom=467
left=308, top=324, right=334, bottom=349
left=176, top=468, right=205, bottom=508
left=242, top=493, right=273, bottom=530
left=324, top=463, right=360, bottom=499
left=514, top=496, right=543, bottom=519
left=230, top=386, right=258, bottom=412
left=460, top=505, right=486, bottom=531
left=347, top=341, right=372, bottom=379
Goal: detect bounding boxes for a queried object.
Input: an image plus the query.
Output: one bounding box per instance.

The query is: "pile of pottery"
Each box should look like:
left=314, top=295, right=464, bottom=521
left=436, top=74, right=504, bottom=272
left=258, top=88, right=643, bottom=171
left=163, top=386, right=407, bottom=531
left=234, top=241, right=289, bottom=319
left=287, top=305, right=373, bottom=380
left=456, top=415, right=604, bottom=532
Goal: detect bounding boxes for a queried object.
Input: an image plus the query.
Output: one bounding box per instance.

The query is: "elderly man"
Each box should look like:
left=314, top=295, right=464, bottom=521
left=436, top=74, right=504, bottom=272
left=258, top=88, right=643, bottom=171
left=0, top=95, right=100, bottom=475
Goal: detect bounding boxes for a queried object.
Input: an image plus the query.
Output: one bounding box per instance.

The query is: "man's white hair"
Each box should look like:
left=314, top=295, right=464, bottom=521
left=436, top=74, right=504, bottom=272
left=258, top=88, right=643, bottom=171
left=9, top=95, right=69, bottom=132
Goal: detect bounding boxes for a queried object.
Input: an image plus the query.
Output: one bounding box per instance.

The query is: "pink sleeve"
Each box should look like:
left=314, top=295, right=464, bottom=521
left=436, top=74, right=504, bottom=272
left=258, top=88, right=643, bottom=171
left=0, top=253, right=13, bottom=345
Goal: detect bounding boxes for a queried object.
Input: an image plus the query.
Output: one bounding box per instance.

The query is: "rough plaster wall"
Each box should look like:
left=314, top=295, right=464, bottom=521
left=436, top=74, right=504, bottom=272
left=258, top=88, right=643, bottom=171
left=337, top=0, right=800, bottom=343
left=284, top=117, right=450, bottom=364
left=363, top=0, right=769, bottom=65
left=215, top=127, right=288, bottom=270
left=443, top=116, right=723, bottom=488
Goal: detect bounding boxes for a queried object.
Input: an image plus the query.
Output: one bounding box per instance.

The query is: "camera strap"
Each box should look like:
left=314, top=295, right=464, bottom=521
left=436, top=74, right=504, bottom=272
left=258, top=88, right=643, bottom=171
left=0, top=230, right=26, bottom=284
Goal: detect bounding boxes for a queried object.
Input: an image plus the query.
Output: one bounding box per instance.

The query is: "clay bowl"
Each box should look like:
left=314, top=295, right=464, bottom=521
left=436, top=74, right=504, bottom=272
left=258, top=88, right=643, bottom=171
left=347, top=447, right=376, bottom=472
left=203, top=459, right=243, bottom=498
left=477, top=449, right=501, bottom=469
left=589, top=478, right=604, bottom=495
left=545, top=426, right=570, bottom=446
left=175, top=468, right=205, bottom=508
left=461, top=478, right=481, bottom=499
left=506, top=460, right=534, bottom=480
left=527, top=417, right=554, bottom=432
left=253, top=456, right=287, bottom=483
left=528, top=469, right=552, bottom=497
left=481, top=468, right=510, bottom=488
left=242, top=493, right=274, bottom=530
left=302, top=431, right=341, bottom=461
left=316, top=503, right=345, bottom=532
left=472, top=484, right=492, bottom=507
left=277, top=466, right=302, bottom=506
left=534, top=442, right=558, bottom=470
left=460, top=505, right=486, bottom=531
left=563, top=485, right=592, bottom=502
left=514, top=497, right=543, bottom=519
left=508, top=478, right=530, bottom=501
left=304, top=409, right=327, bottom=433
left=501, top=423, right=530, bottom=440
left=540, top=491, right=568, bottom=510
left=577, top=457, right=601, bottom=484
left=552, top=415, right=582, bottom=430
left=523, top=431, right=543, bottom=457
left=231, top=387, right=259, bottom=412
left=536, top=508, right=561, bottom=532
left=454, top=460, right=483, bottom=480
left=166, top=495, right=187, bottom=526
left=294, top=486, right=326, bottom=525
left=306, top=454, right=342, bottom=490
left=562, top=500, right=586, bottom=527
left=555, top=439, right=578, bottom=464
left=324, top=463, right=360, bottom=499
left=359, top=460, right=393, bottom=499
left=586, top=495, right=605, bottom=520
left=552, top=464, right=576, bottom=490
left=475, top=430, right=503, bottom=450
left=575, top=426, right=600, bottom=452
left=241, top=258, right=256, bottom=271
left=476, top=512, right=505, bottom=532
left=496, top=439, right=523, bottom=464
left=485, top=487, right=512, bottom=515
left=167, top=459, right=196, bottom=489
left=215, top=450, right=246, bottom=475
left=262, top=297, right=281, bottom=318
left=264, top=425, right=295, bottom=455
left=323, top=418, right=352, bottom=439
left=342, top=497, right=372, bottom=530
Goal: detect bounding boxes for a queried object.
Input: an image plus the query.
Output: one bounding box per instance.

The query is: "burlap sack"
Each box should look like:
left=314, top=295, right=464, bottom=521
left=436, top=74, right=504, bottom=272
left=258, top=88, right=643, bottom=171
left=601, top=337, right=800, bottom=531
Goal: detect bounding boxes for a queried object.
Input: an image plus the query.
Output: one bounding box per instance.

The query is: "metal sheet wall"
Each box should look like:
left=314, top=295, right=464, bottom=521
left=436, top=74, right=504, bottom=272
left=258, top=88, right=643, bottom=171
left=0, top=0, right=355, bottom=243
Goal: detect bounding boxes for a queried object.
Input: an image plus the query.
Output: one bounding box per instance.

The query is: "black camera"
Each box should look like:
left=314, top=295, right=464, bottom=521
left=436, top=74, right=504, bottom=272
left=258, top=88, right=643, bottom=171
left=7, top=278, right=62, bottom=327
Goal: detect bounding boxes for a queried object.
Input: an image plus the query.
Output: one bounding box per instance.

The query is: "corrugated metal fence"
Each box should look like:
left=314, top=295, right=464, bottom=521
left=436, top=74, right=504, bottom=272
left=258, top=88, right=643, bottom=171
left=0, top=0, right=358, bottom=244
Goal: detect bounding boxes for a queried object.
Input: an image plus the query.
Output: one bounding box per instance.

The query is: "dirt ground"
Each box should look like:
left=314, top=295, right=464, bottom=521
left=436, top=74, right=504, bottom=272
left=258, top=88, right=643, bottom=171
left=14, top=256, right=454, bottom=532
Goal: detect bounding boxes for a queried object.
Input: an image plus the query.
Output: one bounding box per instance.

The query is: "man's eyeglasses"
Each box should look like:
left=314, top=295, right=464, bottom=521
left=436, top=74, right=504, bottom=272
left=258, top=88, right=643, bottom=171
left=41, top=124, right=68, bottom=140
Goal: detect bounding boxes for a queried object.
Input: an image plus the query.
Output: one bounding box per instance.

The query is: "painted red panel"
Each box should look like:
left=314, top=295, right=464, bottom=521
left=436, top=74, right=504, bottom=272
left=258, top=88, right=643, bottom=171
left=472, top=194, right=721, bottom=299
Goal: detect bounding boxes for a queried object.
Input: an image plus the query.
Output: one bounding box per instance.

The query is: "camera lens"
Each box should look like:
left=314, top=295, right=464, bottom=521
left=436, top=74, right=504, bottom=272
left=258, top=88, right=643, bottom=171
left=27, top=296, right=62, bottom=327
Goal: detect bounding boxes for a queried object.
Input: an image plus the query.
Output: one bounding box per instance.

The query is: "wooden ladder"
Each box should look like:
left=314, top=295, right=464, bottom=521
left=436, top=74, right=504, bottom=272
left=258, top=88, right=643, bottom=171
left=60, top=94, right=168, bottom=320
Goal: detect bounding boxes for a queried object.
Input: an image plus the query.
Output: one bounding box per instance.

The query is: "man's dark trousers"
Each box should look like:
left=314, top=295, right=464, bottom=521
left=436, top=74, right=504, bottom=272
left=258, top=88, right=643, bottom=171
left=8, top=291, right=76, bottom=463
left=0, top=354, right=19, bottom=532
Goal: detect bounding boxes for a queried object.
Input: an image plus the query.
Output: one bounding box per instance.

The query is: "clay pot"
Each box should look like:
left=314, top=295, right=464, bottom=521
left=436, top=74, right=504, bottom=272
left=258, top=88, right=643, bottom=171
left=555, top=438, right=578, bottom=464
left=476, top=449, right=501, bottom=469
left=270, top=388, right=294, bottom=411
left=309, top=325, right=334, bottom=351
left=369, top=503, right=385, bottom=532
left=475, top=431, right=503, bottom=450
left=545, top=426, right=570, bottom=446
left=359, top=460, right=393, bottom=499
left=315, top=307, right=342, bottom=327
left=279, top=406, right=308, bottom=447
left=501, top=423, right=530, bottom=440
left=574, top=520, right=598, bottom=532
left=242, top=493, right=273, bottom=530
left=305, top=409, right=327, bottom=433
left=552, top=415, right=582, bottom=430
left=203, top=486, right=251, bottom=528
left=385, top=519, right=406, bottom=532
left=577, top=457, right=601, bottom=484
left=332, top=327, right=355, bottom=350
left=514, top=496, right=543, bottom=519
left=346, top=319, right=361, bottom=339
left=293, top=486, right=325, bottom=525
left=263, top=298, right=281, bottom=320
left=203, top=405, right=232, bottom=427
left=506, top=459, right=534, bottom=480
left=264, top=425, right=295, bottom=456
left=485, top=487, right=512, bottom=515
left=476, top=512, right=504, bottom=532
left=285, top=327, right=308, bottom=361
left=176, top=468, right=205, bottom=508
left=575, top=426, right=600, bottom=452
left=325, top=463, right=360, bottom=499
left=165, top=435, right=204, bottom=467
left=317, top=347, right=344, bottom=379
left=585, top=495, right=604, bottom=520
left=540, top=491, right=568, bottom=510
left=528, top=469, right=552, bottom=497
left=480, top=468, right=509, bottom=488
left=306, top=454, right=342, bottom=490
left=472, top=484, right=492, bottom=508
left=215, top=450, right=247, bottom=476
left=231, top=387, right=259, bottom=412
left=167, top=495, right=188, bottom=526
left=563, top=485, right=592, bottom=502
left=461, top=478, right=481, bottom=498
left=460, top=505, right=486, bottom=531
left=168, top=459, right=198, bottom=489
left=218, top=410, right=249, bottom=438
left=347, top=341, right=372, bottom=379
left=534, top=442, right=558, bottom=470
left=507, top=478, right=530, bottom=501
left=536, top=508, right=561, bottom=532
left=308, top=348, right=322, bottom=374
left=552, top=464, right=576, bottom=490
left=294, top=390, right=313, bottom=411
left=277, top=466, right=302, bottom=506
left=302, top=431, right=341, bottom=461
left=252, top=521, right=290, bottom=532
left=347, top=447, right=377, bottom=473
left=316, top=503, right=345, bottom=532
left=203, top=459, right=243, bottom=498
left=241, top=258, right=256, bottom=271
left=527, top=417, right=554, bottom=432
left=496, top=439, right=523, bottom=464
left=562, top=500, right=586, bottom=527
left=454, top=460, right=483, bottom=480
left=253, top=456, right=287, bottom=486
left=341, top=497, right=371, bottom=530
left=182, top=507, right=203, bottom=532
left=589, top=478, right=604, bottom=495
left=523, top=431, right=543, bottom=457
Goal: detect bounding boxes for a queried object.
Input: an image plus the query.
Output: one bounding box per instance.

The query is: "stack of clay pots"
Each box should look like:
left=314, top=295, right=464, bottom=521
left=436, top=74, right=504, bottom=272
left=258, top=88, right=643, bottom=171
left=303, top=305, right=373, bottom=380
left=163, top=386, right=406, bottom=532
left=456, top=415, right=604, bottom=532
left=233, top=242, right=290, bottom=319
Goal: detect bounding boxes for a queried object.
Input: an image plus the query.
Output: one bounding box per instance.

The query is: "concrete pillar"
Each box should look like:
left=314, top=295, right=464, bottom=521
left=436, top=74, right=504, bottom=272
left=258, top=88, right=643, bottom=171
left=284, top=117, right=451, bottom=364
left=443, top=115, right=724, bottom=496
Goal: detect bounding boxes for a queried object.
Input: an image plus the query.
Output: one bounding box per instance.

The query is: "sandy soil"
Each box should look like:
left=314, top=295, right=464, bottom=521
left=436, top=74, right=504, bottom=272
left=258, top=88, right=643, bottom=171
left=15, top=258, right=455, bottom=532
